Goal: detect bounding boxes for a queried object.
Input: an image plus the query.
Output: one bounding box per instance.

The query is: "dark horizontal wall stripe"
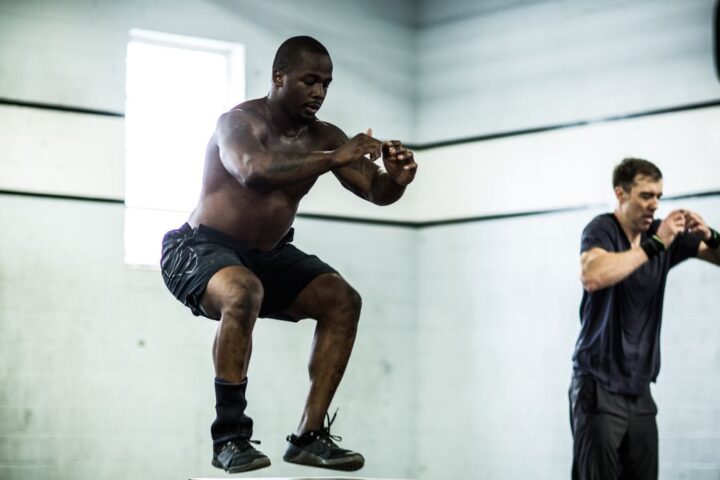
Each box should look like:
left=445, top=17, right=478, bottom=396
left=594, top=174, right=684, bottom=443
left=415, top=205, right=597, bottom=228
left=407, top=99, right=720, bottom=151
left=415, top=190, right=720, bottom=228
left=3, top=190, right=719, bottom=228
left=296, top=212, right=416, bottom=228
left=0, top=97, right=125, bottom=118
left=1, top=96, right=719, bottom=149
left=0, top=189, right=124, bottom=204
left=666, top=190, right=720, bottom=200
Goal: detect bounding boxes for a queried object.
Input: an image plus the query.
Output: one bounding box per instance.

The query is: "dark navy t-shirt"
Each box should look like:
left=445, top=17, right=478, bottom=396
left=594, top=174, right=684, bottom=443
left=572, top=213, right=700, bottom=395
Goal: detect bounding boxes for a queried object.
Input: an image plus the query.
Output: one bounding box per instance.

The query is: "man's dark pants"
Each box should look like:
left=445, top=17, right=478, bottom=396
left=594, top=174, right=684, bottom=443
left=569, top=375, right=658, bottom=480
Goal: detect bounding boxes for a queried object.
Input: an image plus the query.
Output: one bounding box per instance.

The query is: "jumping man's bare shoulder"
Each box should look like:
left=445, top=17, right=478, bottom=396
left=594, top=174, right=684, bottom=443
left=312, top=120, right=347, bottom=150
left=216, top=102, right=271, bottom=145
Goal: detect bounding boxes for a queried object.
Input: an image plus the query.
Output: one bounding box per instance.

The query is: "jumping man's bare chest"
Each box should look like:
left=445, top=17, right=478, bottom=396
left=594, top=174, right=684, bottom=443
left=265, top=132, right=328, bottom=197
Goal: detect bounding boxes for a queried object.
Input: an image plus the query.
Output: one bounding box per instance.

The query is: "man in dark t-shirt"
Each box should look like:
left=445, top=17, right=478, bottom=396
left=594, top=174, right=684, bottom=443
left=569, top=158, right=720, bottom=480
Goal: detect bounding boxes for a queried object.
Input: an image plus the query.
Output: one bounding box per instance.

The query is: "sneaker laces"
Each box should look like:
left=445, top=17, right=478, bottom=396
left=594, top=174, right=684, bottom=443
left=226, top=438, right=261, bottom=451
left=320, top=408, right=343, bottom=443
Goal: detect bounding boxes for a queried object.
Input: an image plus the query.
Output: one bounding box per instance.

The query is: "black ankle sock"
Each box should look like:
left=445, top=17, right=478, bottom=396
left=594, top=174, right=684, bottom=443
left=215, top=376, right=247, bottom=386
left=293, top=429, right=321, bottom=446
left=211, top=377, right=253, bottom=447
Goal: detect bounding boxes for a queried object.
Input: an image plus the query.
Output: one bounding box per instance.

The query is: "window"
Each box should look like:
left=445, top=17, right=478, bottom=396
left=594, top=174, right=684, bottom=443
left=124, top=29, right=244, bottom=267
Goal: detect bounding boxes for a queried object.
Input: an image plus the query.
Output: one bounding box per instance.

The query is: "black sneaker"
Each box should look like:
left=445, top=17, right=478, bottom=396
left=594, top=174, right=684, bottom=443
left=211, top=439, right=271, bottom=473
left=283, top=410, right=364, bottom=471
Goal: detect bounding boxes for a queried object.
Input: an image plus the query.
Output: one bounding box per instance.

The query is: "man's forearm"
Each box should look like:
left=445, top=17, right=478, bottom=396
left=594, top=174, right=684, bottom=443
left=709, top=248, right=720, bottom=265
left=367, top=173, right=406, bottom=206
left=581, top=248, right=649, bottom=292
left=694, top=227, right=720, bottom=266
left=235, top=151, right=335, bottom=188
left=700, top=241, right=720, bottom=266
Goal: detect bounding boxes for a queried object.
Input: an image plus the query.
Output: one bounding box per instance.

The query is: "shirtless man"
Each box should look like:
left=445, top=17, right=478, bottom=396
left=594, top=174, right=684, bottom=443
left=160, top=36, right=417, bottom=473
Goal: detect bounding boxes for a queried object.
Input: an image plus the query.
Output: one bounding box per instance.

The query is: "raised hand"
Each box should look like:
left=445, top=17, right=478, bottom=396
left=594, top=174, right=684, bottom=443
left=684, top=210, right=712, bottom=242
left=381, top=140, right=417, bottom=187
left=656, top=209, right=687, bottom=246
left=334, top=129, right=382, bottom=167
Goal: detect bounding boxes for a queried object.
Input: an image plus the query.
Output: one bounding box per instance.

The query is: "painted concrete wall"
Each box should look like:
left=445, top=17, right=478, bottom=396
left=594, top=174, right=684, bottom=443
left=416, top=0, right=718, bottom=143
left=0, top=194, right=418, bottom=480
left=416, top=195, right=720, bottom=480
left=1, top=1, right=719, bottom=479
left=0, top=1, right=418, bottom=479
left=2, top=0, right=717, bottom=221
left=0, top=0, right=415, bottom=201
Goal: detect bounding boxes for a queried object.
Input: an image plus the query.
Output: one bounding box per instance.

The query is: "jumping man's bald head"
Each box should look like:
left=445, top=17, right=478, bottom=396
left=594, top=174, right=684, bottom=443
left=272, top=36, right=330, bottom=74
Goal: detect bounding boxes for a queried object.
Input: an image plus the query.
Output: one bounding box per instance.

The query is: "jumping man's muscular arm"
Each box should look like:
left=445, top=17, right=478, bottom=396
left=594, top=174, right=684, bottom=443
left=332, top=129, right=417, bottom=206
left=216, top=110, right=334, bottom=188
left=216, top=109, right=368, bottom=189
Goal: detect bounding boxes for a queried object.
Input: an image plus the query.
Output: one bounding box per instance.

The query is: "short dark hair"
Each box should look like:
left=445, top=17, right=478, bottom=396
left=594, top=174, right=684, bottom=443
left=272, top=36, right=330, bottom=73
left=612, top=157, right=662, bottom=191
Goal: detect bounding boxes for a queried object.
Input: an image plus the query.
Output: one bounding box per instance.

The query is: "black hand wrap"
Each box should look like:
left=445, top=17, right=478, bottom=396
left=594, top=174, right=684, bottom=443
left=706, top=228, right=720, bottom=249
left=641, top=235, right=666, bottom=259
